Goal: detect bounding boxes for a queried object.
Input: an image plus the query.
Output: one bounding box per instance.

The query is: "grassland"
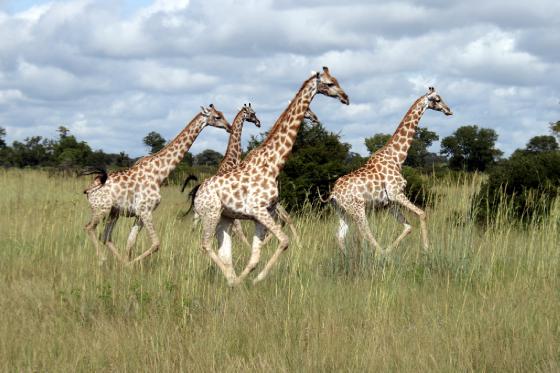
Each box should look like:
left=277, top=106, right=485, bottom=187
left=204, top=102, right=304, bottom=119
left=0, top=169, right=559, bottom=371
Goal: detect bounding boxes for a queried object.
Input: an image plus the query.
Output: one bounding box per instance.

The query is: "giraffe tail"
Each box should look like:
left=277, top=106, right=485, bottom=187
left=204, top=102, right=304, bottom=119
left=317, top=187, right=331, bottom=203
left=79, top=167, right=108, bottom=194
left=184, top=183, right=202, bottom=216
left=181, top=174, right=199, bottom=193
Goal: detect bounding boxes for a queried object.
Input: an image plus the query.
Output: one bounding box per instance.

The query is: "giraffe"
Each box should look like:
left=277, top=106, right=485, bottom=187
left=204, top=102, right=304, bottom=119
left=194, top=67, right=349, bottom=285
left=324, top=87, right=452, bottom=255
left=84, top=105, right=231, bottom=264
left=184, top=104, right=321, bottom=247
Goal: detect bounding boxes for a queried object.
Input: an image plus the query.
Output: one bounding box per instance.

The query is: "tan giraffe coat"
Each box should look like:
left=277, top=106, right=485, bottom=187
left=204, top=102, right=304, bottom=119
left=193, top=67, right=349, bottom=285
left=328, top=88, right=453, bottom=254
left=84, top=105, right=231, bottom=264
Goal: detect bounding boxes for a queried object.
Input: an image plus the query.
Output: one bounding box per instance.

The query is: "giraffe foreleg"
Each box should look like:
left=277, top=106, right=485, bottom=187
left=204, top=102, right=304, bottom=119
left=393, top=193, right=429, bottom=251
left=199, top=210, right=237, bottom=286
left=252, top=211, right=289, bottom=284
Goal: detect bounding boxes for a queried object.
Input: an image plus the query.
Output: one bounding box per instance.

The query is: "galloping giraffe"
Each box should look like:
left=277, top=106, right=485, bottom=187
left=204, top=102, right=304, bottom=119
left=325, top=87, right=452, bottom=255
left=184, top=104, right=321, bottom=247
left=84, top=105, right=231, bottom=264
left=194, top=67, right=349, bottom=285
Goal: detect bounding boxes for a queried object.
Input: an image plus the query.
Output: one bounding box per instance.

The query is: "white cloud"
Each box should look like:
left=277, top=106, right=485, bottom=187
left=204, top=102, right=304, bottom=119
left=0, top=0, right=558, bottom=158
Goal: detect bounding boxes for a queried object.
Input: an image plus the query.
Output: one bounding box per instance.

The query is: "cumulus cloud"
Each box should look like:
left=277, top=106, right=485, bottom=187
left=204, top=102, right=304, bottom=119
left=0, top=0, right=558, bottom=158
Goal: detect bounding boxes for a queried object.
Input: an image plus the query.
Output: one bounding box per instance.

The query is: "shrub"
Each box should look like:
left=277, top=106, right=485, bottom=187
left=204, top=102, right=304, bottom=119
left=474, top=151, right=560, bottom=224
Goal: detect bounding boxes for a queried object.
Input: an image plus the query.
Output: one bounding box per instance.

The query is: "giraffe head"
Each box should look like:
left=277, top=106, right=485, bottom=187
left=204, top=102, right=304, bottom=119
left=304, top=107, right=320, bottom=126
left=202, top=104, right=232, bottom=132
left=426, top=87, right=453, bottom=116
left=315, top=66, right=350, bottom=105
left=241, top=103, right=261, bottom=128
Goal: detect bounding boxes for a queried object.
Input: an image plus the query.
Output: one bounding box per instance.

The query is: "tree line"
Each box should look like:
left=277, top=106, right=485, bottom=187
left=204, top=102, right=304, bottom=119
left=1, top=119, right=559, bottom=220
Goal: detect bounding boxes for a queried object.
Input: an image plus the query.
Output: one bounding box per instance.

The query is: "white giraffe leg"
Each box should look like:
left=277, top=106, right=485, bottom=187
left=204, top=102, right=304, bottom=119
left=336, top=214, right=350, bottom=255
left=126, top=218, right=144, bottom=260
left=85, top=207, right=111, bottom=263
left=235, top=222, right=267, bottom=284
left=216, top=217, right=236, bottom=277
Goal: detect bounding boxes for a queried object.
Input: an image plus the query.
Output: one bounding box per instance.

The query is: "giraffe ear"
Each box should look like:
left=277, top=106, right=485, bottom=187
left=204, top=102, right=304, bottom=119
left=201, top=106, right=209, bottom=115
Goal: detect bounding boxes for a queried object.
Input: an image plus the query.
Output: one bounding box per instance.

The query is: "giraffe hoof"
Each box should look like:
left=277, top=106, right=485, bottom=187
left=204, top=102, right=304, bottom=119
left=252, top=274, right=266, bottom=285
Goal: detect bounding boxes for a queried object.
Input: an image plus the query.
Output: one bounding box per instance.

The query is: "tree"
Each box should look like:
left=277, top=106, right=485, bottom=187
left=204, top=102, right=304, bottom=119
left=405, top=127, right=439, bottom=168
left=364, top=133, right=391, bottom=154
left=247, top=121, right=356, bottom=210
left=440, top=125, right=503, bottom=172
left=57, top=126, right=70, bottom=139
left=0, top=127, right=6, bottom=148
left=550, top=120, right=560, bottom=141
left=52, top=128, right=93, bottom=167
left=525, top=135, right=558, bottom=153
left=193, top=149, right=223, bottom=166
left=143, top=131, right=166, bottom=154
left=10, top=136, right=53, bottom=167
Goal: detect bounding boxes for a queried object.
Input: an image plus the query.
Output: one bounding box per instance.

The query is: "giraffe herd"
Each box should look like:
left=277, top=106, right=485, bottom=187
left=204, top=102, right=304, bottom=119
left=83, top=67, right=453, bottom=285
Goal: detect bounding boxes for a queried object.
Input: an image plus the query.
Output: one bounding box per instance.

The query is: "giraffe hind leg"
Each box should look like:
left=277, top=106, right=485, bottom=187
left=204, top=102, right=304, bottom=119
left=126, top=218, right=144, bottom=260
left=85, top=208, right=111, bottom=263
left=232, top=219, right=252, bottom=249
left=235, top=222, right=267, bottom=284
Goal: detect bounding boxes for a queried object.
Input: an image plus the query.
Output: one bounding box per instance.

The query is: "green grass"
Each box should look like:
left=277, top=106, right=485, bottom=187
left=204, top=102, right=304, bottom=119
left=0, top=169, right=559, bottom=371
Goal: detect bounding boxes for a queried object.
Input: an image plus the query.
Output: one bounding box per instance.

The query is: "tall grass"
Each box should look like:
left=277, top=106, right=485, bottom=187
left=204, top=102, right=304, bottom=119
left=0, top=169, right=558, bottom=371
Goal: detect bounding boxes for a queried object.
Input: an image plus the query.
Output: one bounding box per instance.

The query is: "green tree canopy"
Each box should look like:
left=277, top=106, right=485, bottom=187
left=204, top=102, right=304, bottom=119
left=143, top=131, right=166, bottom=154
left=440, top=125, right=503, bottom=172
left=364, top=133, right=391, bottom=154
left=525, top=135, right=558, bottom=153
left=0, top=127, right=6, bottom=148
left=193, top=149, right=223, bottom=166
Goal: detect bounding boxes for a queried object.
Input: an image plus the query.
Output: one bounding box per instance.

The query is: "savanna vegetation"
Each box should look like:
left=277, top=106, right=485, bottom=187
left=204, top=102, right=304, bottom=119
left=1, top=120, right=559, bottom=370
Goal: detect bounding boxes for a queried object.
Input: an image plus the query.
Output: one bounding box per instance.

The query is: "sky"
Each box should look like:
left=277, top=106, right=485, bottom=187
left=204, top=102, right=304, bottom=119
left=0, top=0, right=559, bottom=157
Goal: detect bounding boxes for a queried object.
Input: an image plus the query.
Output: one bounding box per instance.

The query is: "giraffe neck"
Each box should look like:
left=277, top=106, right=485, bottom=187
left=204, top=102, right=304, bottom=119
left=378, top=95, right=428, bottom=166
left=217, top=109, right=245, bottom=175
left=243, top=76, right=316, bottom=175
left=136, top=114, right=206, bottom=185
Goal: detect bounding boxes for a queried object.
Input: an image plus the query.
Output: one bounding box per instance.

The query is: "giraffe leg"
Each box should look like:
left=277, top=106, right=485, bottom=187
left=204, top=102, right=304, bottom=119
left=191, top=211, right=200, bottom=233
left=216, top=217, right=237, bottom=277
left=347, top=203, right=383, bottom=255
left=126, top=218, right=144, bottom=260
left=199, top=210, right=237, bottom=285
left=128, top=212, right=160, bottom=264
left=384, top=204, right=412, bottom=254
left=232, top=219, right=252, bottom=249
left=85, top=208, right=110, bottom=263
left=235, top=222, right=267, bottom=284
left=102, top=210, right=127, bottom=263
left=393, top=193, right=429, bottom=251
left=336, top=212, right=350, bottom=256
left=252, top=211, right=290, bottom=284
left=276, top=204, right=301, bottom=247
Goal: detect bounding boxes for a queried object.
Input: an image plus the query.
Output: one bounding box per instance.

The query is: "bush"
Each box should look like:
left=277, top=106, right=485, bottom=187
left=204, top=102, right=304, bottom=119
left=402, top=166, right=433, bottom=208
left=474, top=151, right=560, bottom=224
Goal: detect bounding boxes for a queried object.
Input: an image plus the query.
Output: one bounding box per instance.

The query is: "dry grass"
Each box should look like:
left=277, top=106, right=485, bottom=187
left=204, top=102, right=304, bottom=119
left=0, top=169, right=558, bottom=372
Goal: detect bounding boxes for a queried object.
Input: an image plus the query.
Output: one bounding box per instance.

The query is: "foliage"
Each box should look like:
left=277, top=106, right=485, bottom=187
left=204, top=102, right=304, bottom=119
left=248, top=120, right=358, bottom=210
left=550, top=120, right=560, bottom=140
left=402, top=166, right=432, bottom=208
left=193, top=149, right=223, bottom=167
left=440, top=125, right=503, bottom=171
left=143, top=131, right=166, bottom=154
left=525, top=135, right=558, bottom=153
left=0, top=127, right=6, bottom=148
left=364, top=133, right=390, bottom=154
left=474, top=143, right=560, bottom=224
